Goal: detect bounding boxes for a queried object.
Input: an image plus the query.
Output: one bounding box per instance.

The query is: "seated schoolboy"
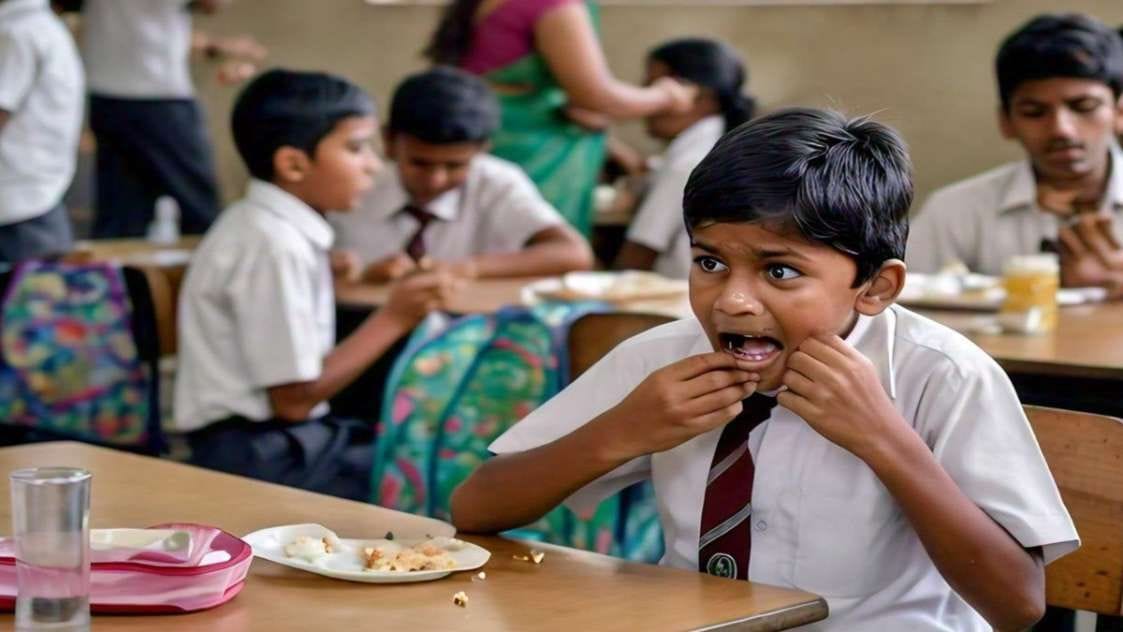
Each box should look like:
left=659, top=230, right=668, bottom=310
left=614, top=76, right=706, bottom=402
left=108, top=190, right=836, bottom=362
left=613, top=38, right=754, bottom=279
left=909, top=13, right=1123, bottom=299
left=173, top=69, right=456, bottom=500
left=330, top=66, right=593, bottom=283
left=452, top=108, right=1078, bottom=630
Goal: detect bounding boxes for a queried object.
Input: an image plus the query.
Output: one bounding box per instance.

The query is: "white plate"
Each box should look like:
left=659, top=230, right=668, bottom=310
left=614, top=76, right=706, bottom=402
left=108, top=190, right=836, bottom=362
left=523, top=271, right=687, bottom=305
left=243, top=523, right=490, bottom=584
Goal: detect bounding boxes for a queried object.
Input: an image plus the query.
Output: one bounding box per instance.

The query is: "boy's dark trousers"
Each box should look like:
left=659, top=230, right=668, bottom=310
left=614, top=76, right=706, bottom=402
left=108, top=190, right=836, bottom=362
left=88, top=94, right=220, bottom=238
left=0, top=201, right=73, bottom=263
left=185, top=416, right=374, bottom=502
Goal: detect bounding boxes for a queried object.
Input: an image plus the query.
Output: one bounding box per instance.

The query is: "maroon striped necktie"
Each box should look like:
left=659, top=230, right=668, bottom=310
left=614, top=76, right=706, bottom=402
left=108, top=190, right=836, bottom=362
left=402, top=204, right=436, bottom=261
left=698, top=393, right=777, bottom=580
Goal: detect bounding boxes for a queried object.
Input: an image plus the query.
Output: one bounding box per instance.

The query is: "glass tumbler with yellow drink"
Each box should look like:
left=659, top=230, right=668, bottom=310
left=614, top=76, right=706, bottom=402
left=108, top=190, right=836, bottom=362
left=999, top=254, right=1059, bottom=334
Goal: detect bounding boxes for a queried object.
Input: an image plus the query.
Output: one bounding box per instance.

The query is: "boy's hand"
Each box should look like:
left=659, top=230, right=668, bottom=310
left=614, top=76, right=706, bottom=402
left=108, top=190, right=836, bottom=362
left=1058, top=214, right=1123, bottom=298
left=605, top=352, right=760, bottom=458
left=778, top=335, right=905, bottom=461
left=380, top=270, right=458, bottom=329
left=363, top=253, right=417, bottom=284
left=329, top=249, right=362, bottom=283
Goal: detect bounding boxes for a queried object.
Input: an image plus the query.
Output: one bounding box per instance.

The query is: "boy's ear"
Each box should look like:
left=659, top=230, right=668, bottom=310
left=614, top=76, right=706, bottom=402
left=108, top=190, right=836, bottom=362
left=998, top=105, right=1016, bottom=140
left=855, top=259, right=906, bottom=317
left=273, top=146, right=311, bottom=183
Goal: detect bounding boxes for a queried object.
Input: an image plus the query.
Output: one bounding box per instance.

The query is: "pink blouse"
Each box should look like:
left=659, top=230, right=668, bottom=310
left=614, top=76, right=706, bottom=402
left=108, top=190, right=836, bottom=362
left=460, top=0, right=583, bottom=75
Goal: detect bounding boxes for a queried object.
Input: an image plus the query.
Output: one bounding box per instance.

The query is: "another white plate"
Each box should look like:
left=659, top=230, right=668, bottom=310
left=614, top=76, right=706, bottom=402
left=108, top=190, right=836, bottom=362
left=243, top=523, right=490, bottom=584
left=523, top=271, right=687, bottom=305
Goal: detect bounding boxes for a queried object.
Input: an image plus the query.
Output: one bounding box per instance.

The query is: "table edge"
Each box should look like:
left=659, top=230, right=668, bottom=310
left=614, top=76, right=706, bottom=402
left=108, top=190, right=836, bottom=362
left=691, top=597, right=829, bottom=632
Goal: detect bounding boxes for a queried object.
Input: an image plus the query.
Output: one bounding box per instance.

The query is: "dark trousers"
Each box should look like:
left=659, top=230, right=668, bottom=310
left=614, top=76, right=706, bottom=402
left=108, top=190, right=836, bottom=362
left=186, top=416, right=374, bottom=502
left=88, top=95, right=220, bottom=238
left=0, top=202, right=74, bottom=264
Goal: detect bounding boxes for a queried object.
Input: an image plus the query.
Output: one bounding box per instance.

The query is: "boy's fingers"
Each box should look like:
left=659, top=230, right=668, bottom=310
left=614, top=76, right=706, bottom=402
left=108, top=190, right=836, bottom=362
left=673, top=352, right=742, bottom=380
left=777, top=390, right=817, bottom=421
left=691, top=402, right=744, bottom=432
left=682, top=369, right=756, bottom=399
left=781, top=369, right=816, bottom=398
left=1096, top=216, right=1122, bottom=251
left=786, top=349, right=833, bottom=384
left=799, top=336, right=850, bottom=367
left=685, top=383, right=757, bottom=417
left=1058, top=225, right=1087, bottom=257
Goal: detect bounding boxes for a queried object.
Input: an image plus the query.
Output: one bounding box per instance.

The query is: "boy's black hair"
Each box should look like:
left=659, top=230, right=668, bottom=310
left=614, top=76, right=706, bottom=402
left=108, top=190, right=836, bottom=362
left=231, top=68, right=375, bottom=181
left=387, top=66, right=499, bottom=144
left=996, top=13, right=1123, bottom=111
left=648, top=37, right=755, bottom=132
left=683, top=108, right=913, bottom=286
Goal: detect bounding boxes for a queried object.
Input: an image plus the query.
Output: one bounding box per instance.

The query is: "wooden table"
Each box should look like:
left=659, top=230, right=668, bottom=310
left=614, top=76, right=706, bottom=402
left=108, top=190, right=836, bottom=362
left=336, top=278, right=1123, bottom=381
left=0, top=443, right=828, bottom=631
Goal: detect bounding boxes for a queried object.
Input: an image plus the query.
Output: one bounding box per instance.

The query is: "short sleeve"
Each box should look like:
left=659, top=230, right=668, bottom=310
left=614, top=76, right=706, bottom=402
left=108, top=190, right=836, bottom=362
left=228, top=244, right=324, bottom=389
left=626, top=165, right=691, bottom=253
left=0, top=31, right=36, bottom=112
left=917, top=355, right=1079, bottom=564
left=906, top=191, right=977, bottom=273
left=522, top=0, right=586, bottom=24
left=482, top=165, right=565, bottom=250
left=490, top=337, right=652, bottom=516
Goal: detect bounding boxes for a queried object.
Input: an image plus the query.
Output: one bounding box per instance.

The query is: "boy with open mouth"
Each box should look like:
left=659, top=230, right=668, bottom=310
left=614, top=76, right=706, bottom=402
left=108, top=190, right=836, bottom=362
left=451, top=107, right=1078, bottom=631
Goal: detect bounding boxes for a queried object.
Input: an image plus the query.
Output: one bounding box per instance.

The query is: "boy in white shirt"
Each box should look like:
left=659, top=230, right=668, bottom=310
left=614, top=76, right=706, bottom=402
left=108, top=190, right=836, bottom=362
left=453, top=108, right=1078, bottom=630
left=174, top=69, right=455, bottom=500
left=0, top=0, right=83, bottom=262
left=909, top=13, right=1123, bottom=299
left=330, top=67, right=592, bottom=282
left=614, top=37, right=753, bottom=279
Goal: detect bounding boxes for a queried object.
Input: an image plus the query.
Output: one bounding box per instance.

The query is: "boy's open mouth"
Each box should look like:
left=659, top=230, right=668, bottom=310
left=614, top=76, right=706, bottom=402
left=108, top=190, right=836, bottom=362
left=718, top=332, right=784, bottom=365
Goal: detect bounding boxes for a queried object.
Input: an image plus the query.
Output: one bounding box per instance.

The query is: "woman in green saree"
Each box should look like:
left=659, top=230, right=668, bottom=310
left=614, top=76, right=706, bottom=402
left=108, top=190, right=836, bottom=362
left=425, top=0, right=694, bottom=237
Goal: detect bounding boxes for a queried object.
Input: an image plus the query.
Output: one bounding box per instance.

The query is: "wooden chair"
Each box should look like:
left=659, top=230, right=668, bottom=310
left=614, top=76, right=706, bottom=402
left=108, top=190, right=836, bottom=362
left=1025, top=405, right=1123, bottom=616
left=566, top=312, right=674, bottom=382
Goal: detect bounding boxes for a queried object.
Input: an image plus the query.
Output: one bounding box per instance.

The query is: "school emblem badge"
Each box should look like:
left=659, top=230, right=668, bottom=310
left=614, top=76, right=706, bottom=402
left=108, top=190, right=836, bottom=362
left=705, top=553, right=737, bottom=579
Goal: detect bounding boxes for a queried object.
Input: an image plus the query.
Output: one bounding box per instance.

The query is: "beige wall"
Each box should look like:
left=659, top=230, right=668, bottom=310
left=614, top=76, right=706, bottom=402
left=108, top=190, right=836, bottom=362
left=194, top=0, right=1123, bottom=208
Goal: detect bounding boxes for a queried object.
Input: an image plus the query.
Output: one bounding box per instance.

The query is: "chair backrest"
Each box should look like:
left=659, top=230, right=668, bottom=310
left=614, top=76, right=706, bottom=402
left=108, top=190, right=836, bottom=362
left=566, top=312, right=675, bottom=382
left=0, top=262, right=164, bottom=454
left=1025, top=405, right=1123, bottom=615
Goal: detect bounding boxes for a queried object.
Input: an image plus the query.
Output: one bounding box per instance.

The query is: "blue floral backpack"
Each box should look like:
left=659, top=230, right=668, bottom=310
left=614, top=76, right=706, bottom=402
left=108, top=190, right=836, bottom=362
left=0, top=261, right=160, bottom=452
left=370, top=303, right=664, bottom=562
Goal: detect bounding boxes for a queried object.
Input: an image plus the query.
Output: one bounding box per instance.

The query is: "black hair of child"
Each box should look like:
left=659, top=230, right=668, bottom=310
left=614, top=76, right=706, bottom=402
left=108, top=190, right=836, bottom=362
left=683, top=107, right=913, bottom=287
left=648, top=37, right=755, bottom=132
left=387, top=66, right=500, bottom=145
left=231, top=68, right=376, bottom=181
left=996, top=13, right=1123, bottom=111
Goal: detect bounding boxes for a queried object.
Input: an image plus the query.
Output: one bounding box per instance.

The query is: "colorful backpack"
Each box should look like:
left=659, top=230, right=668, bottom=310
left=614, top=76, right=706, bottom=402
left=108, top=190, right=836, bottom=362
left=371, top=303, right=664, bottom=563
left=0, top=262, right=159, bottom=452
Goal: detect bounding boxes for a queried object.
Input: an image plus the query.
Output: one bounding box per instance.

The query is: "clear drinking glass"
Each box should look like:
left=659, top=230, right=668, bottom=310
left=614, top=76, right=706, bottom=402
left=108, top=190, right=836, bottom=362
left=10, top=467, right=91, bottom=632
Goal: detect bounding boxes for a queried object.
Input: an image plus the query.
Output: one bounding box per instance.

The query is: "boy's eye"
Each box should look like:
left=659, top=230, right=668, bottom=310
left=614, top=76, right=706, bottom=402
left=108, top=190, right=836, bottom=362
left=694, top=255, right=728, bottom=273
left=1071, top=98, right=1102, bottom=114
left=765, top=264, right=801, bottom=281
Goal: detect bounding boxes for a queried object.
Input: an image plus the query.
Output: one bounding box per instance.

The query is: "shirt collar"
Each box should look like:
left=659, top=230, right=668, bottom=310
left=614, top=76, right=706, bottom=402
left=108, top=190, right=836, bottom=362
left=0, top=0, right=47, bottom=19
left=687, top=307, right=898, bottom=401
left=244, top=179, right=334, bottom=251
left=999, top=143, right=1123, bottom=215
left=377, top=163, right=464, bottom=222
left=665, top=115, right=725, bottom=164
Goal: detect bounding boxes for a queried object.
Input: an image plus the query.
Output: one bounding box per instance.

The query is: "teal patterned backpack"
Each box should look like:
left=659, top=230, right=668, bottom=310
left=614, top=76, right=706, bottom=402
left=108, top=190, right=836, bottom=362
left=0, top=262, right=159, bottom=452
left=371, top=303, right=664, bottom=562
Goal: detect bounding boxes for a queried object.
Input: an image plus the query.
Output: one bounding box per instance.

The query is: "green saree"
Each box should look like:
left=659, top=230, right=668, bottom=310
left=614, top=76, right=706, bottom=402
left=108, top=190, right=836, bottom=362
left=484, top=3, right=607, bottom=237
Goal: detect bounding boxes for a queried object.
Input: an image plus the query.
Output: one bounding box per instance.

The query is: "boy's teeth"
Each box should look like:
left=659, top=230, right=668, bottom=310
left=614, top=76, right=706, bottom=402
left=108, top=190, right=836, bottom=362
left=724, top=335, right=779, bottom=361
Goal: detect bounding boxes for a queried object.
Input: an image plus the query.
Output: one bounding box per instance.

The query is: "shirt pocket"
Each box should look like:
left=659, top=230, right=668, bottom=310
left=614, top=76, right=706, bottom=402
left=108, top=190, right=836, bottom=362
left=792, top=447, right=912, bottom=599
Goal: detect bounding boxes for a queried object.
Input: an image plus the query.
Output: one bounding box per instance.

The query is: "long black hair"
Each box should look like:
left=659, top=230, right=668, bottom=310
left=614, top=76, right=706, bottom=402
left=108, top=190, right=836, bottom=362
left=648, top=38, right=755, bottom=132
left=424, top=0, right=487, bottom=65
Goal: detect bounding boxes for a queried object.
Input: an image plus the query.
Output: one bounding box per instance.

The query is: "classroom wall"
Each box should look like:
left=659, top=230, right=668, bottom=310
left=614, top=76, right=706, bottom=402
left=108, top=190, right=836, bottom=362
left=194, top=0, right=1123, bottom=209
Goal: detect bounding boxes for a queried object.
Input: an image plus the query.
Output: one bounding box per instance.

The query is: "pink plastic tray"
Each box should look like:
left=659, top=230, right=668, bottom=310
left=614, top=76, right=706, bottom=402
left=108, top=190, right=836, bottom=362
left=0, top=523, right=251, bottom=614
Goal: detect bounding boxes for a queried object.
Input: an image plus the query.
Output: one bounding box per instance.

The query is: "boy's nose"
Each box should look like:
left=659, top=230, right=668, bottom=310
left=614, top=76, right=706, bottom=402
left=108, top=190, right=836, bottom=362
left=1048, top=110, right=1078, bottom=137
left=715, top=284, right=763, bottom=316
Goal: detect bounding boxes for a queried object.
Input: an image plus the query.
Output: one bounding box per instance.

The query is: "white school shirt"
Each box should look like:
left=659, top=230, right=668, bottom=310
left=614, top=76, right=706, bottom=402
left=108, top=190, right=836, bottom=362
left=907, top=144, right=1123, bottom=275
left=82, top=0, right=194, bottom=99
left=0, top=0, right=84, bottom=225
left=329, top=154, right=565, bottom=265
left=491, top=305, right=1078, bottom=631
left=626, top=115, right=724, bottom=280
left=173, top=180, right=335, bottom=432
